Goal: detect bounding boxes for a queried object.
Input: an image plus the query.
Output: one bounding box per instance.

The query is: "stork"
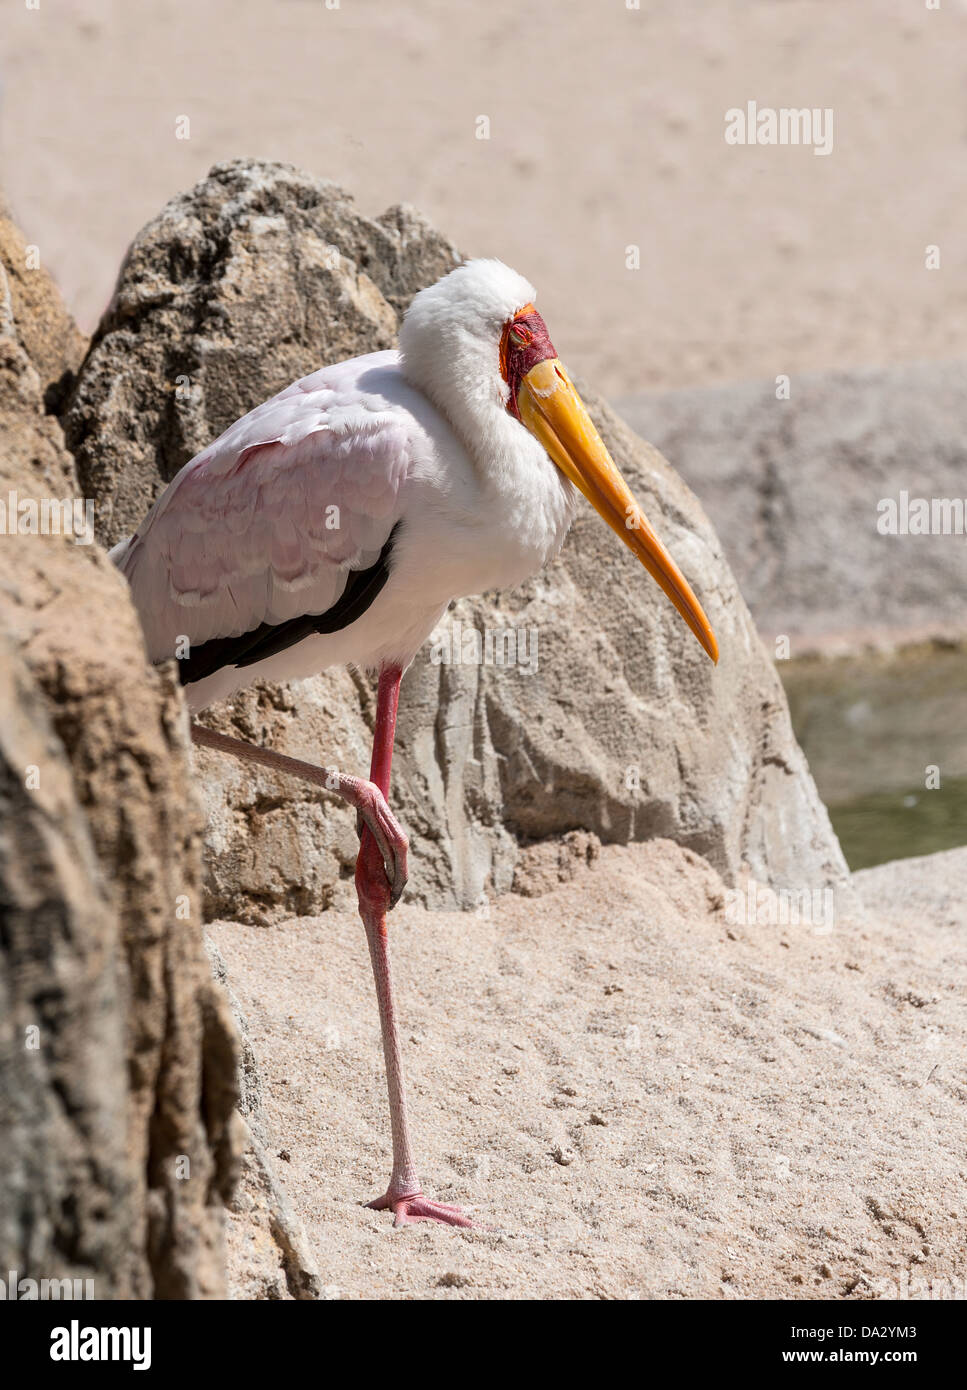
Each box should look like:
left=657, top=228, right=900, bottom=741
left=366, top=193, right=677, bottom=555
left=112, top=259, right=718, bottom=1228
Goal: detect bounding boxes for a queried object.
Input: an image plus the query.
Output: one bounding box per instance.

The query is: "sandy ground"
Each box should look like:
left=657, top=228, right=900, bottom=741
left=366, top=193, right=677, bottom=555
left=3, top=1, right=966, bottom=393
left=210, top=840, right=966, bottom=1300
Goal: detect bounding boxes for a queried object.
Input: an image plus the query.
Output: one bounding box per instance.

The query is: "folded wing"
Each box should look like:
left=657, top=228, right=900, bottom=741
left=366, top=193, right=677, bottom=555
left=116, top=358, right=412, bottom=668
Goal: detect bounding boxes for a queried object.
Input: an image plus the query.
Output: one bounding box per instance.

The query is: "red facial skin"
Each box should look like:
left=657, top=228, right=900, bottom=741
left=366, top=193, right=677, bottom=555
left=499, top=304, right=558, bottom=421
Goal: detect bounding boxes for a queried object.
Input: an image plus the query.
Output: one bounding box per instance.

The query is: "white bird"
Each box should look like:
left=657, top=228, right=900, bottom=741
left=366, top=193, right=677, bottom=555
left=113, top=259, right=718, bottom=1228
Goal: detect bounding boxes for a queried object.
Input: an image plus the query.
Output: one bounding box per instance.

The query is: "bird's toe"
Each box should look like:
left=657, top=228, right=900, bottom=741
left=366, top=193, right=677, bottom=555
left=366, top=1189, right=472, bottom=1229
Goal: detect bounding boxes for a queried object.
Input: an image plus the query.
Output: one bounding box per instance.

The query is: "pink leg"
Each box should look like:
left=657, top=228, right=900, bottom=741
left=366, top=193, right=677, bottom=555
left=358, top=665, right=470, bottom=1229
left=190, top=722, right=408, bottom=904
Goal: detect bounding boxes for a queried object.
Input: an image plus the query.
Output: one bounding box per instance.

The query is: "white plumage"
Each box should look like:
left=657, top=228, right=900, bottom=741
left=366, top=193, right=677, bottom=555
left=113, top=260, right=575, bottom=710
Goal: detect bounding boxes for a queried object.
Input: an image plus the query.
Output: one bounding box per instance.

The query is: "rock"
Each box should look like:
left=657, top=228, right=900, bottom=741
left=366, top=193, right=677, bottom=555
left=63, top=159, right=460, bottom=548
left=0, top=198, right=86, bottom=412
left=616, top=365, right=967, bottom=653
left=0, top=211, right=79, bottom=507
left=855, top=845, right=967, bottom=931
left=0, top=215, right=241, bottom=1298
left=63, top=158, right=853, bottom=924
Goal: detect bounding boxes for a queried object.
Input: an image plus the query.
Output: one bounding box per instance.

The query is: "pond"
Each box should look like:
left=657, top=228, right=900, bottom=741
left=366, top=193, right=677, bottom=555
left=780, top=644, right=967, bottom=871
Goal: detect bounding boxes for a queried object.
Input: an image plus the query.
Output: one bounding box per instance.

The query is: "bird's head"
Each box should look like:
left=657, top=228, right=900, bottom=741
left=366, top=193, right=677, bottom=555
left=400, top=258, right=718, bottom=663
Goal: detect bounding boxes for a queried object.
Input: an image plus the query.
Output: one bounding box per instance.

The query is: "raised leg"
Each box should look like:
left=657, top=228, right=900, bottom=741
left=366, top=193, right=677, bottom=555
left=358, top=665, right=470, bottom=1229
left=190, top=722, right=408, bottom=905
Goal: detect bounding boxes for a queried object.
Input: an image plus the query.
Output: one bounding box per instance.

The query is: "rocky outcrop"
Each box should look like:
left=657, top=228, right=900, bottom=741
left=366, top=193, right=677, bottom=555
left=0, top=199, right=86, bottom=413
left=0, top=206, right=240, bottom=1298
left=62, top=158, right=853, bottom=924
left=855, top=844, right=967, bottom=930
left=64, top=160, right=461, bottom=549
left=617, top=365, right=967, bottom=652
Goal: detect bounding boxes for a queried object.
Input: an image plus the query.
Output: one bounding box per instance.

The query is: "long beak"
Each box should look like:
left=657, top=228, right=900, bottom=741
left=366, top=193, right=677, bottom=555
left=516, top=358, right=718, bottom=663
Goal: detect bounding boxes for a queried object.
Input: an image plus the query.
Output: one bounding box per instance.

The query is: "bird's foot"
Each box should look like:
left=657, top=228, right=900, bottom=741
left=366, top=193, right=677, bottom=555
left=350, top=780, right=409, bottom=908
left=366, top=1187, right=472, bottom=1229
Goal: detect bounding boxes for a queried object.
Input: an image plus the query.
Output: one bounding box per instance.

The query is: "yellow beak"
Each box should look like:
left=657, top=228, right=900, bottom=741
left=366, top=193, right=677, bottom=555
left=516, top=358, right=718, bottom=663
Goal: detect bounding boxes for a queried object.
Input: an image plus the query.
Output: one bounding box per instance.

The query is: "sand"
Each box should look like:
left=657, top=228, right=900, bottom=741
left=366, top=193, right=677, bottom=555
left=3, top=0, right=966, bottom=394
left=210, top=840, right=967, bottom=1300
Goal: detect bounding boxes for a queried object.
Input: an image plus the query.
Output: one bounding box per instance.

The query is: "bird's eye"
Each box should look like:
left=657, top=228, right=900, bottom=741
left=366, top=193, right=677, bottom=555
left=509, top=324, right=532, bottom=347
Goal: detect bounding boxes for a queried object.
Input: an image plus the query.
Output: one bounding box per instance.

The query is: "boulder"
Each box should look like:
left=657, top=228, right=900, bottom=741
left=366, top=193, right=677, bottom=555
left=0, top=198, right=86, bottom=412
left=64, top=159, right=461, bottom=548
left=63, top=158, right=853, bottom=924
left=0, top=210, right=240, bottom=1298
left=855, top=844, right=967, bottom=931
left=617, top=365, right=967, bottom=652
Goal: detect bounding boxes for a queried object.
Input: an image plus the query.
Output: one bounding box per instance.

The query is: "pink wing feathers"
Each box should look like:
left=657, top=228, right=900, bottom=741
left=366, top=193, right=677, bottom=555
left=116, top=354, right=413, bottom=664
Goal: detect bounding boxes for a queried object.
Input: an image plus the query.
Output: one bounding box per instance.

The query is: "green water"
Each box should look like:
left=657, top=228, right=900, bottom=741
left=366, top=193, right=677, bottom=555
left=824, top=776, right=967, bottom=870
left=780, top=645, right=967, bottom=871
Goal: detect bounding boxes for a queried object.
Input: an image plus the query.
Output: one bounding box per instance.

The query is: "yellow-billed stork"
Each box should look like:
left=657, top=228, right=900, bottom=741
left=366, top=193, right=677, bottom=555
left=113, top=259, right=718, bottom=1228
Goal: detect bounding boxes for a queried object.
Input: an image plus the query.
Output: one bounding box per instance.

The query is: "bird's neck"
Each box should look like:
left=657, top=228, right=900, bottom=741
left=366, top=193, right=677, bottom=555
left=401, top=348, right=578, bottom=548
